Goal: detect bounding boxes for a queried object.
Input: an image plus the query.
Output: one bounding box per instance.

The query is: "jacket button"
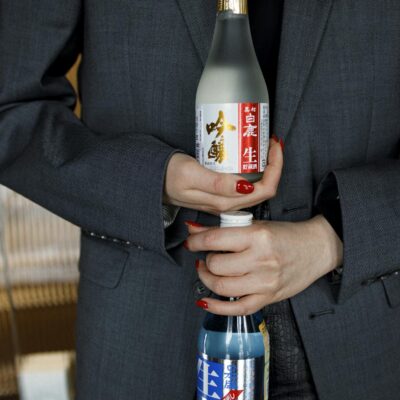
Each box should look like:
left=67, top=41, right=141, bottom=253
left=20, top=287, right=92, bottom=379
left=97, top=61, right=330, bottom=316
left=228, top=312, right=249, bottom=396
left=193, top=279, right=211, bottom=300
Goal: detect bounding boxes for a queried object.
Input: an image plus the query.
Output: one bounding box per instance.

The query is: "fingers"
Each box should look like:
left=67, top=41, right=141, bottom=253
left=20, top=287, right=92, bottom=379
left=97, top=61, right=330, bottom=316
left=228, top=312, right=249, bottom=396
left=237, top=137, right=283, bottom=204
left=165, top=138, right=283, bottom=213
left=185, top=226, right=252, bottom=253
left=198, top=260, right=263, bottom=298
left=255, top=135, right=284, bottom=196
left=180, top=186, right=271, bottom=215
left=174, top=189, right=238, bottom=213
left=193, top=138, right=284, bottom=212
left=205, top=250, right=257, bottom=277
left=189, top=163, right=254, bottom=198
left=185, top=222, right=212, bottom=234
left=186, top=225, right=279, bottom=316
left=165, top=154, right=255, bottom=209
left=198, top=294, right=267, bottom=316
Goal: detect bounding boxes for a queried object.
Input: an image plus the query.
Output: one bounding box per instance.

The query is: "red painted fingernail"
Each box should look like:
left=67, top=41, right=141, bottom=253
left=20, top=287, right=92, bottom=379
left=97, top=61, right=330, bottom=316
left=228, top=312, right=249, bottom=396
left=185, top=220, right=204, bottom=228
left=196, top=300, right=208, bottom=310
left=272, top=134, right=279, bottom=143
left=236, top=180, right=254, bottom=194
left=183, top=240, right=189, bottom=250
left=195, top=260, right=200, bottom=270
left=280, top=138, right=285, bottom=152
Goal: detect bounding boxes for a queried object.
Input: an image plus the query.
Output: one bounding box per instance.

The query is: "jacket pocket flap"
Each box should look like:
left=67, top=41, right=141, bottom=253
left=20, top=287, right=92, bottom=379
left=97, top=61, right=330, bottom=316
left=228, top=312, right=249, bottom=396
left=79, top=233, right=130, bottom=289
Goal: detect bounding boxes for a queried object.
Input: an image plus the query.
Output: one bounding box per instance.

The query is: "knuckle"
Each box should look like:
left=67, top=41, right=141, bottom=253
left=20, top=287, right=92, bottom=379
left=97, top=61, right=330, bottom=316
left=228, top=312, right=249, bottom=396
left=273, top=286, right=284, bottom=303
left=213, top=175, right=226, bottom=195
left=213, top=197, right=229, bottom=213
left=265, top=184, right=277, bottom=199
left=206, top=254, right=218, bottom=274
left=259, top=182, right=277, bottom=199
left=180, top=161, right=193, bottom=181
left=268, top=252, right=283, bottom=275
left=213, top=277, right=226, bottom=295
left=270, top=255, right=282, bottom=269
left=237, top=303, right=251, bottom=316
left=269, top=275, right=283, bottom=296
left=204, top=231, right=218, bottom=247
left=267, top=283, right=282, bottom=304
left=254, top=226, right=271, bottom=245
left=269, top=186, right=278, bottom=198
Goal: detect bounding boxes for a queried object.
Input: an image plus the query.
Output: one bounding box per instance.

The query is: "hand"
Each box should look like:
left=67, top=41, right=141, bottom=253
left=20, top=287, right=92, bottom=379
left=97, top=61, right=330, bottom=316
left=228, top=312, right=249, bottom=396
left=164, top=137, right=283, bottom=215
left=185, top=215, right=343, bottom=315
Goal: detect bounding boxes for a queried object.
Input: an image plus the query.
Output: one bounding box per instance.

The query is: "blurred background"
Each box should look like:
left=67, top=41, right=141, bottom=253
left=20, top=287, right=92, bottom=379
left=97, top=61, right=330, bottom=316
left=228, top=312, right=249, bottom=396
left=0, top=59, right=82, bottom=400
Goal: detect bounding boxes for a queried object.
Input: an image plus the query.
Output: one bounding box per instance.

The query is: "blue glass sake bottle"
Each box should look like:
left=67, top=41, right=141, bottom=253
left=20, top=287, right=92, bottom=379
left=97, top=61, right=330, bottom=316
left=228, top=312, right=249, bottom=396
left=197, top=212, right=270, bottom=400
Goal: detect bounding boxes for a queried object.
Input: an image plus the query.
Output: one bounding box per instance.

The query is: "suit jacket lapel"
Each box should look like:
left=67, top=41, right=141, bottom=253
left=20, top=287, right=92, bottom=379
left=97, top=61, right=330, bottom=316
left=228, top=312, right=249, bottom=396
left=175, top=0, right=215, bottom=65
left=274, top=0, right=333, bottom=141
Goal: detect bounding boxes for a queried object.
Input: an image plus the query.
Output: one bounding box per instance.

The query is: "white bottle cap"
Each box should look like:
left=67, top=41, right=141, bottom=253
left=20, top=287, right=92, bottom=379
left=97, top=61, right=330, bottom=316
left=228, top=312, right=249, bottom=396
left=220, top=211, right=253, bottom=228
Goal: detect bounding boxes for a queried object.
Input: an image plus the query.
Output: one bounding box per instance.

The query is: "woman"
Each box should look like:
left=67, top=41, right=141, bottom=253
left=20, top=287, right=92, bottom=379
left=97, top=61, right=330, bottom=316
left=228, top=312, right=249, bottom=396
left=0, top=0, right=399, bottom=399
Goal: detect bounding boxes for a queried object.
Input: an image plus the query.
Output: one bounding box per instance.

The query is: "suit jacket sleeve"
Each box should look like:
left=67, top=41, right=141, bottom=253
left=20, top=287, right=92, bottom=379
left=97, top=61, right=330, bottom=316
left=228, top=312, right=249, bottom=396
left=0, top=1, right=179, bottom=257
left=315, top=155, right=400, bottom=303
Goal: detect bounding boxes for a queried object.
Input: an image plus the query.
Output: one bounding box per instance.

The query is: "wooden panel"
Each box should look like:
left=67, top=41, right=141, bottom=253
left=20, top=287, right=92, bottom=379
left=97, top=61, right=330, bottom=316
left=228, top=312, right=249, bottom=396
left=0, top=60, right=81, bottom=399
left=66, top=56, right=81, bottom=117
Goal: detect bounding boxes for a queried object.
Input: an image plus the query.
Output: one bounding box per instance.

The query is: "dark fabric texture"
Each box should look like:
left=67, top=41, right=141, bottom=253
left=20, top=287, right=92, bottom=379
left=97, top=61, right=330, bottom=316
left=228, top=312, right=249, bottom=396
left=264, top=300, right=318, bottom=400
left=330, top=162, right=400, bottom=303
left=315, top=173, right=343, bottom=241
left=0, top=0, right=180, bottom=259
left=1, top=1, right=400, bottom=399
left=249, top=0, right=284, bottom=123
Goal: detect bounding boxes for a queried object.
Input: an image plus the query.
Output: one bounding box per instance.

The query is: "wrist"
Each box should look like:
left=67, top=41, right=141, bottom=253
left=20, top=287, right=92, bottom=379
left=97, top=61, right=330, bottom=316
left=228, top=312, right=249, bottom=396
left=309, top=214, right=344, bottom=274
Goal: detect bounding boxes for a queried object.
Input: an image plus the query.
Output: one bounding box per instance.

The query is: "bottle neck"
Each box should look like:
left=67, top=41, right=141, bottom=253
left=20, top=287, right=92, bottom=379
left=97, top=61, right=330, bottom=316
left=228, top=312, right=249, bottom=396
left=217, top=0, right=248, bottom=15
left=203, top=310, right=263, bottom=333
left=207, top=8, right=256, bottom=68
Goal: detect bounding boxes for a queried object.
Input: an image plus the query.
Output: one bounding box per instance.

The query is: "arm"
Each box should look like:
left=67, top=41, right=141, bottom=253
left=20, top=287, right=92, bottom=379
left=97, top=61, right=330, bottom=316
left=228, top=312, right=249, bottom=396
left=0, top=1, right=179, bottom=256
left=0, top=1, right=284, bottom=261
left=316, top=158, right=400, bottom=303
left=184, top=157, right=400, bottom=315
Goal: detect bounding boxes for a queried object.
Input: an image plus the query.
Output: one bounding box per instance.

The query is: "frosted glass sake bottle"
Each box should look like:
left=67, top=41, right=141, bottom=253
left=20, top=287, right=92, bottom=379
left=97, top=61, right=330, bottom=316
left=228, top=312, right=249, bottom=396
left=196, top=0, right=270, bottom=182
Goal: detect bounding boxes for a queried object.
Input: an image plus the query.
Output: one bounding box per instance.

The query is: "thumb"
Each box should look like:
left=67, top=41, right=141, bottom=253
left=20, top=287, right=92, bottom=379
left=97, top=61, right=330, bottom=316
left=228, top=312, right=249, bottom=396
left=256, top=135, right=284, bottom=195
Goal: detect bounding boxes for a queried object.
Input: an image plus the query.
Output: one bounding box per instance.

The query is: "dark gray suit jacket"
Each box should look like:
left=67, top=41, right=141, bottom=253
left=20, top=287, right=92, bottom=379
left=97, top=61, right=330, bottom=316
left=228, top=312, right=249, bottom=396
left=1, top=1, right=399, bottom=399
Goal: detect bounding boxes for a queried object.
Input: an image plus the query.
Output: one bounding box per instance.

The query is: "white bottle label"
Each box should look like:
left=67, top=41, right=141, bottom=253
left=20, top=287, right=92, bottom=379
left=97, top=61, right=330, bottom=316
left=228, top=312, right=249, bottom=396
left=196, top=103, right=269, bottom=174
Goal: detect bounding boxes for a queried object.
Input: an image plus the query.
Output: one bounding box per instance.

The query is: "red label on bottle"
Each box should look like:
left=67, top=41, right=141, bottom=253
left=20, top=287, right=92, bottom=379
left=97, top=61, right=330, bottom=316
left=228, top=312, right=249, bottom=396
left=222, top=390, right=244, bottom=400
left=238, top=103, right=260, bottom=174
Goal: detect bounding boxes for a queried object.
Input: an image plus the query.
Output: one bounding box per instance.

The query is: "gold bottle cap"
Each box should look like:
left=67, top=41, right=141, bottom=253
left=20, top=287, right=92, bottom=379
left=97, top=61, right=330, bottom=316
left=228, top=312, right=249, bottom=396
left=217, top=0, right=248, bottom=15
